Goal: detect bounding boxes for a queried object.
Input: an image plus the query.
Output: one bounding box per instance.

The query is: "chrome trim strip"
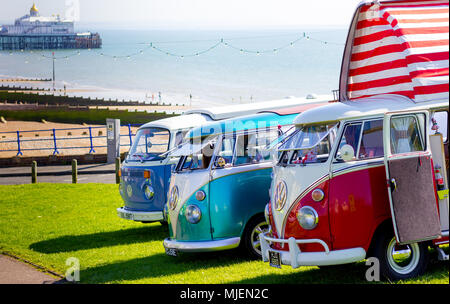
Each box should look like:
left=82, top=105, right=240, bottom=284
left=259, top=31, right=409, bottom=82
left=332, top=160, right=384, bottom=177
left=117, top=207, right=164, bottom=222
left=163, top=237, right=241, bottom=252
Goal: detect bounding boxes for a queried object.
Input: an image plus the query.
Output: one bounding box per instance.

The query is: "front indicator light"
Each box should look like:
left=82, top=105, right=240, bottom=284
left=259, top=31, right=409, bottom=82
left=297, top=206, right=318, bottom=230
left=143, top=170, right=151, bottom=179
left=311, top=189, right=325, bottom=202
left=195, top=190, right=206, bottom=201
left=185, top=205, right=202, bottom=224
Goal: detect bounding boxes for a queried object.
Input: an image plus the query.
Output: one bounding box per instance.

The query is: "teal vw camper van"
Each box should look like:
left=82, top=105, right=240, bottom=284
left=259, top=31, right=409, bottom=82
left=163, top=103, right=328, bottom=258
left=117, top=97, right=331, bottom=224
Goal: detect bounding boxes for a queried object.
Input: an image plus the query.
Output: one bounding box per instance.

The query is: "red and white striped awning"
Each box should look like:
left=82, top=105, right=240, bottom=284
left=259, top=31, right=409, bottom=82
left=345, top=0, right=449, bottom=103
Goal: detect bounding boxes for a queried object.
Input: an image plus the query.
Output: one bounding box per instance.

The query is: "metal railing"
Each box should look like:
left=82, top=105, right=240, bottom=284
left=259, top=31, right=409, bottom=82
left=0, top=123, right=142, bottom=156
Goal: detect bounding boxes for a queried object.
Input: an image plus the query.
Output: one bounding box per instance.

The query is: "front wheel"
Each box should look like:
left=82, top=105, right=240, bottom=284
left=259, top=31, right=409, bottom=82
left=241, top=215, right=269, bottom=260
left=373, top=230, right=429, bottom=281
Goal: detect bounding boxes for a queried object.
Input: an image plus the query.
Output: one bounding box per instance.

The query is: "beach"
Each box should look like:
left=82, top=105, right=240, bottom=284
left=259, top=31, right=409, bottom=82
left=0, top=28, right=347, bottom=107
left=0, top=120, right=139, bottom=158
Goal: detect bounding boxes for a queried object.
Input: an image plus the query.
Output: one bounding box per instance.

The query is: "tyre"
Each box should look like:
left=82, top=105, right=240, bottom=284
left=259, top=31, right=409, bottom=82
left=241, top=214, right=269, bottom=260
left=373, top=229, right=429, bottom=281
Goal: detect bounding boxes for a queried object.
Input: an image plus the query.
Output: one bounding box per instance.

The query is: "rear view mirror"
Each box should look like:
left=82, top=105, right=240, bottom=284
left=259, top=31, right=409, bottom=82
left=338, top=144, right=355, bottom=162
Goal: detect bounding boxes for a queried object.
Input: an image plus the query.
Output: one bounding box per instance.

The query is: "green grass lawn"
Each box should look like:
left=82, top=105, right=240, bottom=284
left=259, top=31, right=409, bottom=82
left=0, top=184, right=448, bottom=284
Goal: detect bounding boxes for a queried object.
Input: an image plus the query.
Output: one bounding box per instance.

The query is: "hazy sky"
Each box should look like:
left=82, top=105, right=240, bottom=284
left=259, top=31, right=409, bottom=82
left=1, top=0, right=361, bottom=29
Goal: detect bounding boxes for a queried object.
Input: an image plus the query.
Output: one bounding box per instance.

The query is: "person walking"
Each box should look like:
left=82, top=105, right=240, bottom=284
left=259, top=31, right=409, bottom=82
left=158, top=92, right=162, bottom=103
left=189, top=93, right=192, bottom=107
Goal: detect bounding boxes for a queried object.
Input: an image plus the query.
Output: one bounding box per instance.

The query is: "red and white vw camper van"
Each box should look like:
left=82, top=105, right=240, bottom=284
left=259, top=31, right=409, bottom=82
left=260, top=0, right=449, bottom=280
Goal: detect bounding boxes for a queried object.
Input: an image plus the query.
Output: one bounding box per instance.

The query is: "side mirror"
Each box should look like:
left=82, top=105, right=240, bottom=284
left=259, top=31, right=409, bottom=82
left=147, top=142, right=153, bottom=149
left=338, top=144, right=355, bottom=162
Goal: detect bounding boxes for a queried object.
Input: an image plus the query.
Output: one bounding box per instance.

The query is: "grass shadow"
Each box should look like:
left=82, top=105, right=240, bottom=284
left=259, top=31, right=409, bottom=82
left=229, top=258, right=449, bottom=284
left=29, top=225, right=168, bottom=254
left=79, top=249, right=245, bottom=284
left=230, top=262, right=372, bottom=284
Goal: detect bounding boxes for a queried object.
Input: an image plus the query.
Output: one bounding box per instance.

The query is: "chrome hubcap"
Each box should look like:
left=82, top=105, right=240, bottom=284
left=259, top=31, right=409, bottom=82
left=386, top=237, right=420, bottom=275
left=251, top=222, right=269, bottom=256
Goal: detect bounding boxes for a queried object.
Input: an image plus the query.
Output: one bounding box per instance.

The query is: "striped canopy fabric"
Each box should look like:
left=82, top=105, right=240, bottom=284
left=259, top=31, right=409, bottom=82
left=347, top=0, right=449, bottom=102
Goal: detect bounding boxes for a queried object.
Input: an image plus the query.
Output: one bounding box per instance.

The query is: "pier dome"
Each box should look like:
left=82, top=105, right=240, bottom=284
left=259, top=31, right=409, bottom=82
left=30, top=3, right=39, bottom=17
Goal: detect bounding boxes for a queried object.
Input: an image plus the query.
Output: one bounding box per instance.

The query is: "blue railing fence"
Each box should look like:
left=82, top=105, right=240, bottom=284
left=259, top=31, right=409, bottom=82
left=0, top=123, right=142, bottom=156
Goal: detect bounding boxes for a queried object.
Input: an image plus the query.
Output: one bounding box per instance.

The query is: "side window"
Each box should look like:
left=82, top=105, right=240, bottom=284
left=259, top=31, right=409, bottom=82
left=234, top=134, right=257, bottom=166
left=336, top=123, right=362, bottom=161
left=215, top=136, right=235, bottom=168
left=336, top=119, right=384, bottom=162
left=359, top=120, right=384, bottom=159
left=390, top=114, right=425, bottom=154
left=234, top=131, right=277, bottom=166
left=431, top=111, right=448, bottom=143
left=174, top=131, right=185, bottom=147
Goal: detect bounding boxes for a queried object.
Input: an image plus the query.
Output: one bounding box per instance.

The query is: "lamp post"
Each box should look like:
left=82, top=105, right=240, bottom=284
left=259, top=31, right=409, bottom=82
left=52, top=52, right=55, bottom=90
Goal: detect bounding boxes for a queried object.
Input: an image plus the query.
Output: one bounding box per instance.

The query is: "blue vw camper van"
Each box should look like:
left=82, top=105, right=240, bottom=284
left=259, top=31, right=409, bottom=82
left=117, top=97, right=331, bottom=224
left=163, top=103, right=328, bottom=258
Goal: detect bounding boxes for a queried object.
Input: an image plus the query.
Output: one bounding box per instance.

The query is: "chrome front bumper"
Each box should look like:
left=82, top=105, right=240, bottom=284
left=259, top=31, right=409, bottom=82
left=163, top=237, right=241, bottom=253
left=117, top=207, right=164, bottom=222
left=260, top=232, right=366, bottom=269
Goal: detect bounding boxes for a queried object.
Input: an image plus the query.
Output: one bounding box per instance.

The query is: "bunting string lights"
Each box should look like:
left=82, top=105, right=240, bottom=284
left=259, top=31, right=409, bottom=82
left=4, top=31, right=345, bottom=62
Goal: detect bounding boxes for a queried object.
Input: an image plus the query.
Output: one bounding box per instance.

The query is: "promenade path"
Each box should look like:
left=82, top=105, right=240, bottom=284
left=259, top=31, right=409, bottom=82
left=0, top=163, right=116, bottom=185
left=0, top=254, right=60, bottom=284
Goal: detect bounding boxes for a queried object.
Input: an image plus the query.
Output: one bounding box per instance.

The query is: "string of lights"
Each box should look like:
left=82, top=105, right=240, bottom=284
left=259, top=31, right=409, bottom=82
left=10, top=32, right=344, bottom=62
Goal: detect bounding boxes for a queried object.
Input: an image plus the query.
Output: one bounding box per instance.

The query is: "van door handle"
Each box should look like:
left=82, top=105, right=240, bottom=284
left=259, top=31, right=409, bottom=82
left=390, top=178, right=397, bottom=192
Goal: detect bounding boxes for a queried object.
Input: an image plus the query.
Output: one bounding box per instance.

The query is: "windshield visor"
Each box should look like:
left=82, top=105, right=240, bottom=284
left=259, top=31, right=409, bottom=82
left=278, top=123, right=338, bottom=165
left=127, top=127, right=170, bottom=162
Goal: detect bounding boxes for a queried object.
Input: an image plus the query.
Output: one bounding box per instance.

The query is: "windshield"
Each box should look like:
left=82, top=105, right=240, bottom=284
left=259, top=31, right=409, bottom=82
left=174, top=137, right=218, bottom=172
left=127, top=127, right=170, bottom=162
left=278, top=123, right=338, bottom=165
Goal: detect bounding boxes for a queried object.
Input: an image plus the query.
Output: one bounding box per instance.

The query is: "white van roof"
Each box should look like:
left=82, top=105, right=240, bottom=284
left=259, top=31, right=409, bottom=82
left=184, top=95, right=333, bottom=120
left=139, top=95, right=333, bottom=131
left=139, top=113, right=210, bottom=131
left=293, top=95, right=449, bottom=126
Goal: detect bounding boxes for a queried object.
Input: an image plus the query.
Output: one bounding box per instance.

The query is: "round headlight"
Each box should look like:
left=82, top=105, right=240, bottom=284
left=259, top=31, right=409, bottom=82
left=195, top=190, right=206, bottom=201
left=311, top=189, right=325, bottom=202
left=296, top=206, right=318, bottom=230
left=185, top=205, right=202, bottom=224
left=119, top=183, right=124, bottom=196
left=264, top=203, right=270, bottom=224
left=144, top=185, right=154, bottom=200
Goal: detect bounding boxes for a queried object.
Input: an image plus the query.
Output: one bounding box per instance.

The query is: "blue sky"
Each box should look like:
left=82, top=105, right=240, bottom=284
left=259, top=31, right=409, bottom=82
left=1, top=0, right=361, bottom=29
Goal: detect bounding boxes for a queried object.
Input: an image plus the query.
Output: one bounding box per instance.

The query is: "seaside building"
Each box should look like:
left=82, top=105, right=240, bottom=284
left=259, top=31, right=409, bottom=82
left=0, top=3, right=101, bottom=50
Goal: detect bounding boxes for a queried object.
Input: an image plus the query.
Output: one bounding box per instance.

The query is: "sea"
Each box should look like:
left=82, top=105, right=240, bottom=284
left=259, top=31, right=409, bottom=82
left=0, top=28, right=348, bottom=107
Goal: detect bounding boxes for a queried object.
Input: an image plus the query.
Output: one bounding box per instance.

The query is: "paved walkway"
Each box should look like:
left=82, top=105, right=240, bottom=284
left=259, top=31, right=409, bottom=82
left=0, top=255, right=59, bottom=284
left=0, top=163, right=116, bottom=185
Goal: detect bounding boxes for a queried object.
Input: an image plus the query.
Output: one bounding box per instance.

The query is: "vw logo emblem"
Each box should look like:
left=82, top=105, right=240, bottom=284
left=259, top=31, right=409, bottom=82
left=168, top=186, right=179, bottom=210
left=126, top=185, right=133, bottom=198
left=274, top=181, right=287, bottom=211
